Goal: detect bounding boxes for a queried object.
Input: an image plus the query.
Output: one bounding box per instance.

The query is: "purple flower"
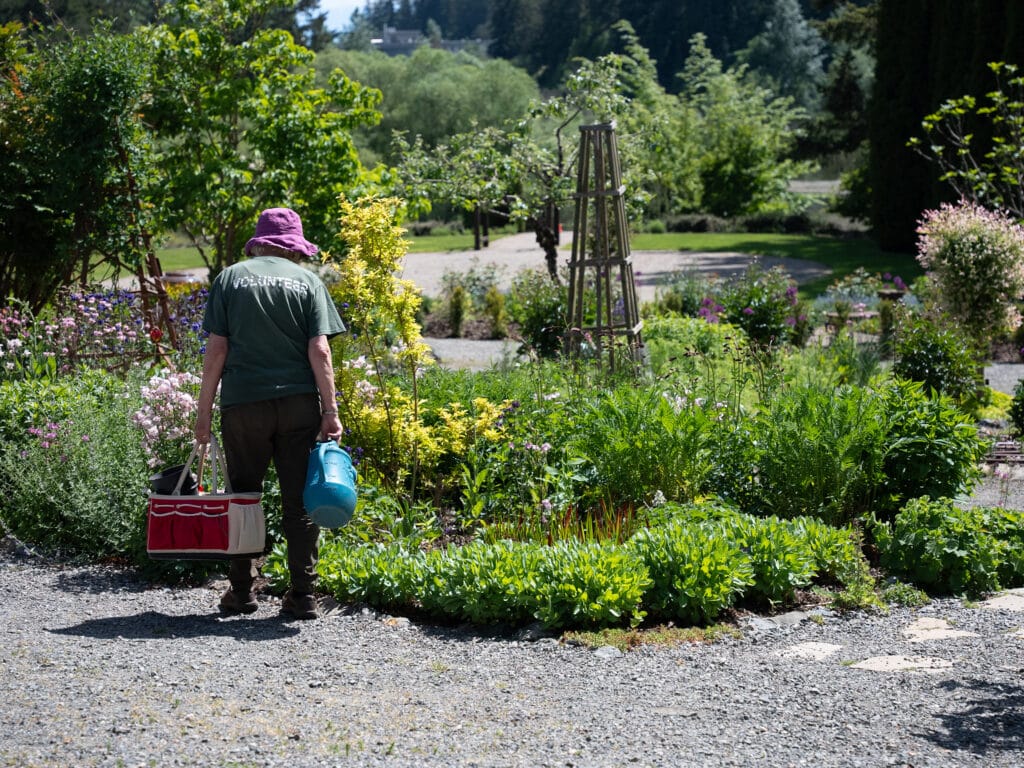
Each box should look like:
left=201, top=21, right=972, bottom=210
left=742, top=307, right=754, bottom=315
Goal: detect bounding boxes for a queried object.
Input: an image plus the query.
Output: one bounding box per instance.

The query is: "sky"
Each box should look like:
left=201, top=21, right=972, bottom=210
left=318, top=0, right=363, bottom=31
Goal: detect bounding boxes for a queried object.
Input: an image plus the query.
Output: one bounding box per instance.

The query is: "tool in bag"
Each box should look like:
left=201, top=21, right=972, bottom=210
left=146, top=436, right=265, bottom=560
left=303, top=439, right=358, bottom=529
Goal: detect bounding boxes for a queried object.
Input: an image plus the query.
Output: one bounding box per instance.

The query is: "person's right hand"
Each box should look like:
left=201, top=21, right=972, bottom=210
left=322, top=412, right=343, bottom=443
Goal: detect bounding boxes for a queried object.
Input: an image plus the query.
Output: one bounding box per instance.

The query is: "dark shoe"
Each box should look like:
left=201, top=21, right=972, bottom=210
left=281, top=589, right=320, bottom=620
left=219, top=587, right=258, bottom=615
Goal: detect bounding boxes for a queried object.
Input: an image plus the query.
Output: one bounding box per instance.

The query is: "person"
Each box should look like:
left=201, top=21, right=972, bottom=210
left=194, top=207, right=345, bottom=620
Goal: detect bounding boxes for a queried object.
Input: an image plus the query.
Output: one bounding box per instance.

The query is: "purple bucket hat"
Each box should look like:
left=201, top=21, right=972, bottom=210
left=244, top=208, right=319, bottom=257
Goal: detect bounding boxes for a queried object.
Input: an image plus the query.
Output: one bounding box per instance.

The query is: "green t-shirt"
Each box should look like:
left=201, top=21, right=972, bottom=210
left=202, top=257, right=345, bottom=407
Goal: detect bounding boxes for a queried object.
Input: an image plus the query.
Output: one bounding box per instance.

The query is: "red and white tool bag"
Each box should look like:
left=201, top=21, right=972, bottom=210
left=147, top=437, right=265, bottom=560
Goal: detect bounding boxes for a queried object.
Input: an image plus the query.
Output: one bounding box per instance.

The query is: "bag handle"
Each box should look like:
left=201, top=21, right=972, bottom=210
left=170, top=441, right=202, bottom=495
left=171, top=437, right=233, bottom=495
left=197, top=435, right=233, bottom=494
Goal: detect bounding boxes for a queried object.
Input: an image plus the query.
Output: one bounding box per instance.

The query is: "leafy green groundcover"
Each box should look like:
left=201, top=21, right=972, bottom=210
left=872, top=497, right=1024, bottom=597
left=266, top=503, right=868, bottom=630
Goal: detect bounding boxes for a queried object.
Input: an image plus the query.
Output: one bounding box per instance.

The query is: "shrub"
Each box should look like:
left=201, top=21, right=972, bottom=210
left=985, top=506, right=1024, bottom=587
left=642, top=315, right=742, bottom=376
left=407, top=219, right=463, bottom=237
left=717, top=264, right=803, bottom=348
left=915, top=200, right=1024, bottom=347
left=646, top=271, right=720, bottom=319
left=0, top=371, right=224, bottom=582
left=1009, top=379, right=1024, bottom=435
left=327, top=197, right=472, bottom=496
left=568, top=385, right=713, bottom=510
left=710, top=383, right=887, bottom=526
left=447, top=283, right=469, bottom=337
left=312, top=537, right=650, bottom=629
left=531, top=541, right=650, bottom=629
left=876, top=379, right=986, bottom=520
left=628, top=517, right=754, bottom=624
left=739, top=212, right=813, bottom=234
left=892, top=311, right=985, bottom=406
left=310, top=540, right=423, bottom=611
left=482, top=285, right=508, bottom=338
left=872, top=497, right=1003, bottom=596
left=418, top=540, right=536, bottom=625
left=664, top=213, right=731, bottom=233
left=507, top=268, right=566, bottom=358
left=0, top=376, right=146, bottom=551
left=439, top=259, right=502, bottom=309
left=303, top=499, right=877, bottom=629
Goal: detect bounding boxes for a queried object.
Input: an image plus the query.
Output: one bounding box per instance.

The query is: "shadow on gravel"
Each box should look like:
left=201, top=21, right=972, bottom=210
left=54, top=568, right=154, bottom=595
left=49, top=610, right=301, bottom=641
left=918, top=678, right=1024, bottom=755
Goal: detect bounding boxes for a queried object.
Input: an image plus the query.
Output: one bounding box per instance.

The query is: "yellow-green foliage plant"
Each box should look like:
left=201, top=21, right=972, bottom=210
left=323, top=197, right=507, bottom=499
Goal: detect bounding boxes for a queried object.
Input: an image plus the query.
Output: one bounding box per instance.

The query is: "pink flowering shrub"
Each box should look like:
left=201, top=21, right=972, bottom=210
left=916, top=201, right=1024, bottom=344
left=131, top=370, right=203, bottom=468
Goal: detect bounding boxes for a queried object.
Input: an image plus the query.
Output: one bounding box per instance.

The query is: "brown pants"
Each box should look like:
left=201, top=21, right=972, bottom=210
left=220, top=393, right=321, bottom=594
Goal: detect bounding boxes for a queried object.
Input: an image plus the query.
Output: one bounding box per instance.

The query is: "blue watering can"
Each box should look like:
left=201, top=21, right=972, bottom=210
left=303, top=440, right=358, bottom=528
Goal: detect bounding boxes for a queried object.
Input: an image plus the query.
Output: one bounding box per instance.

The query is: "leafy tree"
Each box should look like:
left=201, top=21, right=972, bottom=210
left=0, top=22, right=157, bottom=310
left=487, top=0, right=542, bottom=67
left=315, top=45, right=539, bottom=165
left=809, top=0, right=878, bottom=154
left=145, top=0, right=382, bottom=275
left=680, top=34, right=815, bottom=217
left=0, top=0, right=158, bottom=33
left=735, top=0, right=826, bottom=112
left=908, top=62, right=1024, bottom=220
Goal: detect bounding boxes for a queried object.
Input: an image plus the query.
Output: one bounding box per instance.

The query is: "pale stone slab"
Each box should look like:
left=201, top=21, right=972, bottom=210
left=851, top=655, right=954, bottom=672
left=902, top=617, right=979, bottom=642
left=980, top=589, right=1024, bottom=612
left=777, top=642, right=844, bottom=661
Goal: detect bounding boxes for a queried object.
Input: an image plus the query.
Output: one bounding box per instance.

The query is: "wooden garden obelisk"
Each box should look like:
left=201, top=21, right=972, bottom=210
left=565, top=122, right=644, bottom=372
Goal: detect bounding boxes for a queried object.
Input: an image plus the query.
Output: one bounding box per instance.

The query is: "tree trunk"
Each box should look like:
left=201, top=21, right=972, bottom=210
left=530, top=217, right=560, bottom=283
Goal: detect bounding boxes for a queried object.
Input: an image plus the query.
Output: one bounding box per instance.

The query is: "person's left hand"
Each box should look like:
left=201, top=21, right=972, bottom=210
left=194, top=410, right=213, bottom=444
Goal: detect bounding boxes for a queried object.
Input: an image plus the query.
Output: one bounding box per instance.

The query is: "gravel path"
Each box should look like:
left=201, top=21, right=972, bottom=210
left=402, top=232, right=831, bottom=305
left=3, top=544, right=1024, bottom=768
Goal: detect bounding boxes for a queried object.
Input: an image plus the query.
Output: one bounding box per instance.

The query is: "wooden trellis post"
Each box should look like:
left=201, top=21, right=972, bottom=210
left=564, top=121, right=644, bottom=373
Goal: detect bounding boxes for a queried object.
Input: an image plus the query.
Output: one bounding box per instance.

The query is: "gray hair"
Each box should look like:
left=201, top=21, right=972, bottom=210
left=249, top=244, right=303, bottom=260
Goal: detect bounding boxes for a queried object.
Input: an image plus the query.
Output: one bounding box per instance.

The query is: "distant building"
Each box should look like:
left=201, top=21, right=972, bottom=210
left=370, top=26, right=490, bottom=57
left=370, top=27, right=424, bottom=56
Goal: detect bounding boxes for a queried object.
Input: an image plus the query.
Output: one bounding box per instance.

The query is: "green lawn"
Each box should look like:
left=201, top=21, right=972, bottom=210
left=404, top=231, right=515, bottom=253
left=629, top=232, right=921, bottom=297
left=156, top=246, right=208, bottom=272
left=154, top=231, right=513, bottom=268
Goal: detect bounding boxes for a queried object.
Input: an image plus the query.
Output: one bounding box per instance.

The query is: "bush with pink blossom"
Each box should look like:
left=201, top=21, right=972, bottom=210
left=131, top=369, right=204, bottom=469
left=916, top=200, right=1024, bottom=345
